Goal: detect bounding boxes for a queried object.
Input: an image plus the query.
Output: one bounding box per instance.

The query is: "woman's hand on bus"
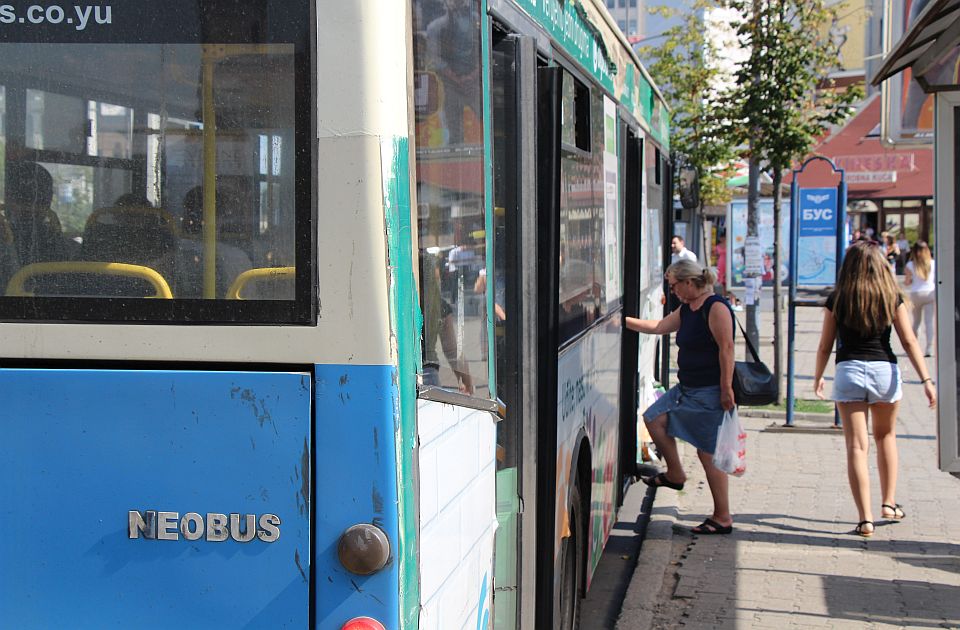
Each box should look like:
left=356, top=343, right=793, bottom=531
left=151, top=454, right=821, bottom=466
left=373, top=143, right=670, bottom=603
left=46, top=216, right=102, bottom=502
left=720, top=386, right=736, bottom=411
left=457, top=371, right=474, bottom=396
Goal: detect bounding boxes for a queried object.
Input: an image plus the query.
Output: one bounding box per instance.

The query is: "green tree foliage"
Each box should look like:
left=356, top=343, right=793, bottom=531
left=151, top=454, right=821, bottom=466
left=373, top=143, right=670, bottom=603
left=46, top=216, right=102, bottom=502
left=728, top=0, right=863, bottom=178
left=640, top=1, right=738, bottom=207
left=726, top=0, right=862, bottom=403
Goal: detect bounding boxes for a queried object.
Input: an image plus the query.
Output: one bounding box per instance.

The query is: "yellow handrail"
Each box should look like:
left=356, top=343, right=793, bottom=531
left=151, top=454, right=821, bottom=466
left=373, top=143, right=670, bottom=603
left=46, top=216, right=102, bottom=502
left=226, top=266, right=295, bottom=300
left=6, top=262, right=173, bottom=298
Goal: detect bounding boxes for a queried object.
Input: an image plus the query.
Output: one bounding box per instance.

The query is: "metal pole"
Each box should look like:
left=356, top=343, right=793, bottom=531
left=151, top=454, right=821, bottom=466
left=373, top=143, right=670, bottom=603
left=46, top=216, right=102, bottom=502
left=834, top=174, right=848, bottom=427
left=745, top=156, right=762, bottom=359
left=786, top=177, right=799, bottom=426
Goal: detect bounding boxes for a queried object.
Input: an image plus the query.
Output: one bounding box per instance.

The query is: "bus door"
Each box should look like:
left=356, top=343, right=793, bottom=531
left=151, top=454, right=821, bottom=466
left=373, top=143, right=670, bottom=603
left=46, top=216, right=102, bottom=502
left=617, top=124, right=643, bottom=501
left=536, top=63, right=563, bottom=629
left=489, top=25, right=553, bottom=630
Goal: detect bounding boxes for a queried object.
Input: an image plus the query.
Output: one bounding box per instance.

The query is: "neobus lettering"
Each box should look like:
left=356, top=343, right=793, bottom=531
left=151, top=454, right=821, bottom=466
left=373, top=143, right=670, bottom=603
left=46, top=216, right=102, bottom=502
left=0, top=4, right=112, bottom=30
left=128, top=510, right=281, bottom=543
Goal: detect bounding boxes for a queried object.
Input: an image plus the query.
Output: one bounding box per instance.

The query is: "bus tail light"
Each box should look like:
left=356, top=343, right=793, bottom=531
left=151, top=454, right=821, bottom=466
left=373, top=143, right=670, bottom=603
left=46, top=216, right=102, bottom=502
left=341, top=617, right=386, bottom=630
left=337, top=523, right=391, bottom=575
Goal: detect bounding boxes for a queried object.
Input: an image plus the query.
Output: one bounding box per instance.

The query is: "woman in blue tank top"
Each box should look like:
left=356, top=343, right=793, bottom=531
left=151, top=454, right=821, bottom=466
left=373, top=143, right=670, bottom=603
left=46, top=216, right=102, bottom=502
left=625, top=259, right=736, bottom=535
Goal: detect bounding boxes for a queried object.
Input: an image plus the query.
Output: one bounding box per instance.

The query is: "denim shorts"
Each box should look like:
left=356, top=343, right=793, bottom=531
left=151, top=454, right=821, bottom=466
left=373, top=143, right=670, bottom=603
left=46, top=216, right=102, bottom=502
left=832, top=360, right=902, bottom=404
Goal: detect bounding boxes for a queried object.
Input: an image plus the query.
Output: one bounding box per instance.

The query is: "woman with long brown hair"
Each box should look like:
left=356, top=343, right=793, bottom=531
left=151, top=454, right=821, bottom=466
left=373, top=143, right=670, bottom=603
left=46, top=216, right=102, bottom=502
left=813, top=241, right=936, bottom=537
left=904, top=240, right=936, bottom=357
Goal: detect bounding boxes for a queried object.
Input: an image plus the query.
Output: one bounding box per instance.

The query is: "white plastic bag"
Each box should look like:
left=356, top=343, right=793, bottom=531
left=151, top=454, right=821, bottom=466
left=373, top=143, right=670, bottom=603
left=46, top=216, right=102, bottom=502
left=713, top=408, right=746, bottom=476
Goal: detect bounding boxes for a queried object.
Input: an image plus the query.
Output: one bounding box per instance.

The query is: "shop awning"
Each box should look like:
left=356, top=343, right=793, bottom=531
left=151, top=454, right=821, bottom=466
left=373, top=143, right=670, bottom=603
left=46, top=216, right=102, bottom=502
left=873, top=0, right=960, bottom=88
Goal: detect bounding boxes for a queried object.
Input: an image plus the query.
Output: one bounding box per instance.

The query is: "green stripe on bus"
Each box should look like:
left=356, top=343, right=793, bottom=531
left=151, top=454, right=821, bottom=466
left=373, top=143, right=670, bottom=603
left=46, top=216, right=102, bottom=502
left=382, top=135, right=421, bottom=630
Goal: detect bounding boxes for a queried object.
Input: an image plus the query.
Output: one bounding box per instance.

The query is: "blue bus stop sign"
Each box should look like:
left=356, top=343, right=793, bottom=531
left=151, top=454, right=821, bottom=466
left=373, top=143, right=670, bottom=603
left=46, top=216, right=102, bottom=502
left=787, top=158, right=846, bottom=427
left=796, top=187, right=838, bottom=286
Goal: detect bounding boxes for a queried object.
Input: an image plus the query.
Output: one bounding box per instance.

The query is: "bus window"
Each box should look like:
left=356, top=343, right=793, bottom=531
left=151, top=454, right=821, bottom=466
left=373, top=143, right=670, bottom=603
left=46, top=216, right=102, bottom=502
left=412, top=0, right=490, bottom=397
left=0, top=1, right=311, bottom=324
left=558, top=72, right=607, bottom=344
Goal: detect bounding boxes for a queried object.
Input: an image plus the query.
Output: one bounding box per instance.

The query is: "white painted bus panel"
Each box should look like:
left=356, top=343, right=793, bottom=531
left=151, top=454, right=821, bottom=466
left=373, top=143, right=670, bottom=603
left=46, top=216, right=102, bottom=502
left=416, top=398, right=497, bottom=630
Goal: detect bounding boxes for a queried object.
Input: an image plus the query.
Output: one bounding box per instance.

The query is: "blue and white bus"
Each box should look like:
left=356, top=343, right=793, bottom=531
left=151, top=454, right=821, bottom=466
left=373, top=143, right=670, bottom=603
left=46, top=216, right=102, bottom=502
left=0, top=0, right=670, bottom=628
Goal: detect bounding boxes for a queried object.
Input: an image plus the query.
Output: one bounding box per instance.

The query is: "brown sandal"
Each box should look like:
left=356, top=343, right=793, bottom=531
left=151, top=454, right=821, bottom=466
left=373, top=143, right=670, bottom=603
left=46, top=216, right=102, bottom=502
left=854, top=521, right=874, bottom=537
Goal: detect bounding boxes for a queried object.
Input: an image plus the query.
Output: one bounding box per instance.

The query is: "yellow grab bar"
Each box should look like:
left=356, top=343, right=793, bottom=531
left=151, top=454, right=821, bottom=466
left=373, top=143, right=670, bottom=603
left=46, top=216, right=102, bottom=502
left=6, top=262, right=173, bottom=298
left=226, top=266, right=295, bottom=300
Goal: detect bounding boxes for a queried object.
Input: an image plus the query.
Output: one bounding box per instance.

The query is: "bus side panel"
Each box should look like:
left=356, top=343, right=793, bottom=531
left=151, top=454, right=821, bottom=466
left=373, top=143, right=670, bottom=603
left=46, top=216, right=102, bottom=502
left=0, top=368, right=311, bottom=627
left=416, top=399, right=496, bottom=630
left=314, top=364, right=401, bottom=629
left=555, top=323, right=621, bottom=589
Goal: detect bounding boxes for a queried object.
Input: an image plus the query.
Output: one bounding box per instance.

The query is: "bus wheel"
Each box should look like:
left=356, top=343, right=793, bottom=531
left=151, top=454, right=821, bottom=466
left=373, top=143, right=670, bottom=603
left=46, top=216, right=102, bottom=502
left=558, top=481, right=583, bottom=630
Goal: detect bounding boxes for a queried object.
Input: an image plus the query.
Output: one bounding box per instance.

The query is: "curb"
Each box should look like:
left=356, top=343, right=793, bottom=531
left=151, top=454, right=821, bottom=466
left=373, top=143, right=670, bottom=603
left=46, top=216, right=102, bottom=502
left=738, top=408, right=834, bottom=422
left=762, top=423, right=842, bottom=434
left=614, top=483, right=681, bottom=629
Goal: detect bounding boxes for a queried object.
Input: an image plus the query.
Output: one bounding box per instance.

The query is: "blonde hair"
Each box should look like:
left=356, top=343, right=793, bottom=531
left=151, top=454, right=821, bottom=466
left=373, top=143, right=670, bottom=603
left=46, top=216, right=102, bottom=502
left=911, top=240, right=932, bottom=280
left=666, top=259, right=717, bottom=288
left=833, top=241, right=902, bottom=335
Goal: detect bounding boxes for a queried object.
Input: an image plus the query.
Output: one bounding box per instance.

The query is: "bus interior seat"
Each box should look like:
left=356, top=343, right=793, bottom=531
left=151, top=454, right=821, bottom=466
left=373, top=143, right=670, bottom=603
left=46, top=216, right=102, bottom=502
left=226, top=266, right=295, bottom=300
left=0, top=210, right=20, bottom=291
left=5, top=261, right=174, bottom=298
left=81, top=205, right=178, bottom=290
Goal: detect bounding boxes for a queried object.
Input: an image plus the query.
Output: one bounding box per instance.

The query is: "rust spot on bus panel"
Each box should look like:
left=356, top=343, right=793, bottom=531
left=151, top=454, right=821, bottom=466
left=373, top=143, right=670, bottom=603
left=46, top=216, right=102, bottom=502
left=372, top=484, right=384, bottom=515
left=300, top=438, right=310, bottom=514
left=230, top=386, right=276, bottom=433
left=294, top=550, right=307, bottom=583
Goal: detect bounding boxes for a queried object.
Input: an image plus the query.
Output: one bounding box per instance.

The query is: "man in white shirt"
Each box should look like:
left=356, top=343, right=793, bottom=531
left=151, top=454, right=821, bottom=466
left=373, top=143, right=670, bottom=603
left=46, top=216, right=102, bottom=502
left=670, top=235, right=697, bottom=264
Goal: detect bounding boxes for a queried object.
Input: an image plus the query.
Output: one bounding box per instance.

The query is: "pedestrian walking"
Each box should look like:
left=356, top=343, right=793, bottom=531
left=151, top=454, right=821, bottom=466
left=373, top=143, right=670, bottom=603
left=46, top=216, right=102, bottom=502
left=670, top=235, right=697, bottom=265
left=884, top=233, right=900, bottom=273
left=812, top=241, right=936, bottom=538
left=624, top=260, right=736, bottom=535
left=904, top=240, right=936, bottom=357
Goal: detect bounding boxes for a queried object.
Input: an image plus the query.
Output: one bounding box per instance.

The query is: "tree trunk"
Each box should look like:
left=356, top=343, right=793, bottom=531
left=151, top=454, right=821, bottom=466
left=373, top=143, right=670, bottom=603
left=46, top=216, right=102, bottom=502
left=772, top=168, right=783, bottom=405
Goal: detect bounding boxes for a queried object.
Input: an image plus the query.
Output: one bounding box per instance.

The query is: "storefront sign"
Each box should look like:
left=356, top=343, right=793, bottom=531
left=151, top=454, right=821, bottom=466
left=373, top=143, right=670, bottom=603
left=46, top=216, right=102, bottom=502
left=833, top=153, right=914, bottom=172
left=846, top=171, right=898, bottom=184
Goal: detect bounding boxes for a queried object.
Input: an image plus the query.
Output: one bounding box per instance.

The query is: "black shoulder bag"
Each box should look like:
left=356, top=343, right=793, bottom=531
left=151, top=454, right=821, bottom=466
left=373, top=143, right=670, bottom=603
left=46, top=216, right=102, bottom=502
left=701, top=300, right=778, bottom=406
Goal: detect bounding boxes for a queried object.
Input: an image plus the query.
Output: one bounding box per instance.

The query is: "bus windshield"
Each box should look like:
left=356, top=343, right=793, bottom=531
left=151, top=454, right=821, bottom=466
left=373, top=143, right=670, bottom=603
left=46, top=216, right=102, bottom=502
left=0, top=2, right=312, bottom=324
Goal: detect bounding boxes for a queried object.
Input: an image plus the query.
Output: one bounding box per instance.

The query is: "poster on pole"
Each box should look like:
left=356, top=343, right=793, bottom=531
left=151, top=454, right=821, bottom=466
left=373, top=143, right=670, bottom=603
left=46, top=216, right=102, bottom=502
left=796, top=187, right=838, bottom=287
left=728, top=199, right=790, bottom=287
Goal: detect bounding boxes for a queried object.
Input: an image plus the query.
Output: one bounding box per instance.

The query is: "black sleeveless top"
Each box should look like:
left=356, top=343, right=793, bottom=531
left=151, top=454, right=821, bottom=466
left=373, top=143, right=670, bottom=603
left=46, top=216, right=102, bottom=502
left=825, top=292, right=901, bottom=364
left=676, top=294, right=734, bottom=387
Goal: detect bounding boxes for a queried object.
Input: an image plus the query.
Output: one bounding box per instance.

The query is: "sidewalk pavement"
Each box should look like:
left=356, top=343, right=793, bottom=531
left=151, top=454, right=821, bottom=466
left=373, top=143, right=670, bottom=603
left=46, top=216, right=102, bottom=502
left=615, top=301, right=960, bottom=629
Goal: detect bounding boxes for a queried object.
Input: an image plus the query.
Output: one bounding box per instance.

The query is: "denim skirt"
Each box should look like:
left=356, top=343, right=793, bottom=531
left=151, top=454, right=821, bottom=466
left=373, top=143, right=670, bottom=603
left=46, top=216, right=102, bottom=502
left=643, top=384, right=725, bottom=454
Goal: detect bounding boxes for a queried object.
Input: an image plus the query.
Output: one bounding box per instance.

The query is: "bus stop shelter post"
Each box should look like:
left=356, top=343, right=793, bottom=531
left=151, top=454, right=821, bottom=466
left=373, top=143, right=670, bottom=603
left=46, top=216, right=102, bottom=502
left=834, top=175, right=848, bottom=428
left=786, top=177, right=799, bottom=427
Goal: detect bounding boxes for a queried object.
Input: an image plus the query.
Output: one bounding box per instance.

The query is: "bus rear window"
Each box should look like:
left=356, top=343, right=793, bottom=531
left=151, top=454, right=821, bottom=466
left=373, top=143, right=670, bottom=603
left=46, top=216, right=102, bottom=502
left=0, top=1, right=312, bottom=324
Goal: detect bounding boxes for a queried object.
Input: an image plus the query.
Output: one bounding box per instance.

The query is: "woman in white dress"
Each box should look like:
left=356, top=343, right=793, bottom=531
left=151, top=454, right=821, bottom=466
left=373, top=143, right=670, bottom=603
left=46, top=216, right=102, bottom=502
left=904, top=241, right=936, bottom=357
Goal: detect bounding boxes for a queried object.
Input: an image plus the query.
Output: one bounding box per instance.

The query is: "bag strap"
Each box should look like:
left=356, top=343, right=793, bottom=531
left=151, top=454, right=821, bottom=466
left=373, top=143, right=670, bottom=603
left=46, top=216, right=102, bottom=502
left=699, top=297, right=763, bottom=364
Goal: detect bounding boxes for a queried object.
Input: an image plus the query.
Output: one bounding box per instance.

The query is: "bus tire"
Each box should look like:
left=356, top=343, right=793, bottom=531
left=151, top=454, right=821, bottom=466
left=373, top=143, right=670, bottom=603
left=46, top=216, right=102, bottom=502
left=558, top=480, right=584, bottom=630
